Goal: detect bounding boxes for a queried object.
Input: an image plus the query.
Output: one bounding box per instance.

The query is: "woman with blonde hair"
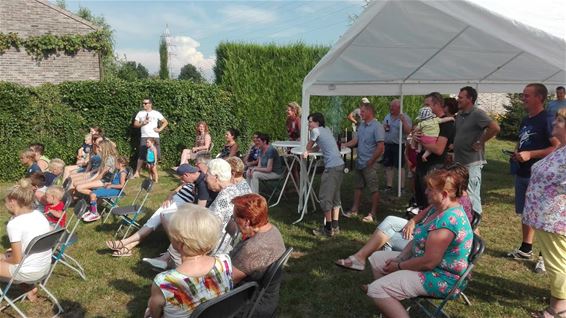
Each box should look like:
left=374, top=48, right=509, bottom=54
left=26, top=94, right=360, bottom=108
left=1, top=179, right=52, bottom=300
left=524, top=107, right=566, bottom=318
left=286, top=102, right=301, bottom=141
left=177, top=121, right=212, bottom=167
left=145, top=205, right=232, bottom=318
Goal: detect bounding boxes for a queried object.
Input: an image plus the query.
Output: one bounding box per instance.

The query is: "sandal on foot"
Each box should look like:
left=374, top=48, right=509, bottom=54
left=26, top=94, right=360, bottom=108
left=362, top=214, right=374, bottom=223
left=343, top=210, right=359, bottom=218
left=335, top=255, right=365, bottom=271
left=360, top=284, right=369, bottom=294
left=106, top=240, right=125, bottom=251
left=531, top=307, right=566, bottom=318
left=112, top=247, right=132, bottom=257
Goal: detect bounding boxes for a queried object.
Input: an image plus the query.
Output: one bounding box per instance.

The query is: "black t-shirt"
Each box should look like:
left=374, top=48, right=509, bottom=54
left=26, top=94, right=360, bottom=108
left=516, top=110, right=552, bottom=178
left=416, top=117, right=455, bottom=173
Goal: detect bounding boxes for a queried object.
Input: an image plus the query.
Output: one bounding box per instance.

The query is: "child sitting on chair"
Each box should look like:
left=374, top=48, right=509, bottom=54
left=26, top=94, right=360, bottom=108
left=81, top=156, right=129, bottom=223
left=20, top=150, right=41, bottom=177
left=44, top=158, right=65, bottom=187
left=145, top=138, right=159, bottom=183
left=409, top=106, right=453, bottom=162
left=1, top=178, right=52, bottom=301
left=43, top=185, right=66, bottom=228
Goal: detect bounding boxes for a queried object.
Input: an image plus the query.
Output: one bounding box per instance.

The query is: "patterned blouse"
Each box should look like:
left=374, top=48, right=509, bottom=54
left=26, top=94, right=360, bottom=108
left=153, top=254, right=233, bottom=318
left=522, top=146, right=566, bottom=236
left=413, top=206, right=473, bottom=298
left=209, top=180, right=252, bottom=254
left=195, top=133, right=211, bottom=149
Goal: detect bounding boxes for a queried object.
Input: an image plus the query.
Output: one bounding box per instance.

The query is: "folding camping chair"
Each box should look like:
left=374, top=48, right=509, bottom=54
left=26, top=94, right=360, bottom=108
left=408, top=234, right=485, bottom=318
left=190, top=281, right=258, bottom=318
left=213, top=217, right=240, bottom=255
left=0, top=228, right=65, bottom=318
left=45, top=200, right=89, bottom=283
left=111, top=178, right=153, bottom=240
left=100, top=167, right=133, bottom=223
left=62, top=177, right=72, bottom=192
left=246, top=247, right=293, bottom=318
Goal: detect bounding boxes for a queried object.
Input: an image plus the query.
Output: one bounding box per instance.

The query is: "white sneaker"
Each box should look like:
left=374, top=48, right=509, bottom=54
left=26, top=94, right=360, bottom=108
left=535, top=256, right=546, bottom=273
left=81, top=211, right=92, bottom=220
left=83, top=212, right=101, bottom=222
left=142, top=257, right=168, bottom=270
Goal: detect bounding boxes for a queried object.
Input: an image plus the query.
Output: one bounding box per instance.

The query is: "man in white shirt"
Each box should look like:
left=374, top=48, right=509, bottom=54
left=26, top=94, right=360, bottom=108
left=133, top=98, right=168, bottom=178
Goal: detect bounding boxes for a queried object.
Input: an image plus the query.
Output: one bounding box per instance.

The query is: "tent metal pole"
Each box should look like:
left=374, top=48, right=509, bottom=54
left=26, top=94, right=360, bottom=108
left=397, top=91, right=404, bottom=197
left=298, top=90, right=310, bottom=221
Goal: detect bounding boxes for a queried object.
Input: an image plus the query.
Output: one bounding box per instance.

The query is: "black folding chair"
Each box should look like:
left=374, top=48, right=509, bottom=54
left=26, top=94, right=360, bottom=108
left=213, top=217, right=240, bottom=255
left=0, top=228, right=65, bottom=318
left=190, top=281, right=258, bottom=318
left=62, top=177, right=72, bottom=192
left=45, top=199, right=89, bottom=283
left=111, top=178, right=153, bottom=240
left=471, top=210, right=482, bottom=231
left=409, top=234, right=485, bottom=318
left=246, top=247, right=293, bottom=318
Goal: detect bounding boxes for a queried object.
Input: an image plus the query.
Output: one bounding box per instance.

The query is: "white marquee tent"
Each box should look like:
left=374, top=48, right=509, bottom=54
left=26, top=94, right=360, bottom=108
left=296, top=0, right=566, bottom=219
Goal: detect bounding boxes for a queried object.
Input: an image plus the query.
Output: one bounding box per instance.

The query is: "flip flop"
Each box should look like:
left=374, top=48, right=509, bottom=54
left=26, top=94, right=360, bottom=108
left=362, top=214, right=374, bottom=223
left=106, top=240, right=125, bottom=251
left=531, top=307, right=566, bottom=318
left=112, top=247, right=132, bottom=257
left=335, top=255, right=365, bottom=271
left=343, top=210, right=359, bottom=218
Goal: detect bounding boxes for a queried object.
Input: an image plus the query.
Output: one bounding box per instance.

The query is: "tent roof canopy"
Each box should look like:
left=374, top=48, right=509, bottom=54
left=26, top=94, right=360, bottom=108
left=303, top=0, right=566, bottom=96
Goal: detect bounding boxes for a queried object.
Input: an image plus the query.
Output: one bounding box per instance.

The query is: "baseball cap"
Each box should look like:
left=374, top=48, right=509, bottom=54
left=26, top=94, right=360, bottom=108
left=176, top=164, right=198, bottom=175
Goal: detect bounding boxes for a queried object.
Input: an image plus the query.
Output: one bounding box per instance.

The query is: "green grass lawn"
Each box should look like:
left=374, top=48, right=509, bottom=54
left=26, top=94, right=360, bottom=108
left=0, top=138, right=550, bottom=317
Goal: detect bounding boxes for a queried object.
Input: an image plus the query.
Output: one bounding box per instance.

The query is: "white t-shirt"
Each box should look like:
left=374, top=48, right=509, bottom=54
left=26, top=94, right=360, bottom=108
left=135, top=110, right=165, bottom=138
left=7, top=210, right=52, bottom=274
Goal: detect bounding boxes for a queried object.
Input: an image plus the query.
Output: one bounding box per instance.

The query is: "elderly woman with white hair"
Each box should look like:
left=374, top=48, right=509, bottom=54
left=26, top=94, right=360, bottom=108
left=145, top=205, right=232, bottom=318
left=144, top=158, right=252, bottom=269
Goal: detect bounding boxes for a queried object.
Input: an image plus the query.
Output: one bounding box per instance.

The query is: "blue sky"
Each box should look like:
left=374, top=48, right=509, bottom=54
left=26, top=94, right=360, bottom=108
left=58, top=1, right=366, bottom=79
left=56, top=0, right=564, bottom=81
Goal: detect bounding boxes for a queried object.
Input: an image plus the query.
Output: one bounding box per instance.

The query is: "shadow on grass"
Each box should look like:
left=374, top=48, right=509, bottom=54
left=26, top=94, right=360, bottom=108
left=110, top=278, right=149, bottom=316
left=467, top=271, right=548, bottom=310
left=60, top=299, right=87, bottom=318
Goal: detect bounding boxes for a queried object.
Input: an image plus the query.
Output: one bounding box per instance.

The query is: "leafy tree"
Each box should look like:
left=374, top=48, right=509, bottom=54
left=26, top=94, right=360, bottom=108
left=178, top=64, right=204, bottom=82
left=55, top=0, right=66, bottom=9
left=76, top=7, right=117, bottom=79
left=499, top=93, right=527, bottom=140
left=117, top=61, right=149, bottom=81
left=159, top=37, right=169, bottom=80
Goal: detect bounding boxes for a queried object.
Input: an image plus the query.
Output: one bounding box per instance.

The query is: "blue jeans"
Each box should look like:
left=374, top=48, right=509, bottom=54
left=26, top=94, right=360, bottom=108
left=377, top=216, right=411, bottom=251
left=514, top=175, right=530, bottom=215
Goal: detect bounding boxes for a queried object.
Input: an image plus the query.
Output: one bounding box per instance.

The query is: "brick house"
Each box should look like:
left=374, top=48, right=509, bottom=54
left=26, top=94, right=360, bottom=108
left=0, top=0, right=101, bottom=86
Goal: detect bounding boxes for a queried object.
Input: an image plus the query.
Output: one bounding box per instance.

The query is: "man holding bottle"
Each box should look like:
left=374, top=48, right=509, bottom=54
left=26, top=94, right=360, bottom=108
left=382, top=99, right=412, bottom=193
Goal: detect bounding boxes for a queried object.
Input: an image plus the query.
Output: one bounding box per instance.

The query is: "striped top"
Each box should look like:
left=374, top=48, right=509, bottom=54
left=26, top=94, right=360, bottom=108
left=174, top=183, right=196, bottom=204
left=154, top=254, right=233, bottom=318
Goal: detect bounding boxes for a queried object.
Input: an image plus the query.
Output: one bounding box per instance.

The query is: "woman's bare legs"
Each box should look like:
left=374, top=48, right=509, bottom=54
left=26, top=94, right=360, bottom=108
left=76, top=180, right=104, bottom=195
left=180, top=149, right=192, bottom=165
left=338, top=229, right=391, bottom=267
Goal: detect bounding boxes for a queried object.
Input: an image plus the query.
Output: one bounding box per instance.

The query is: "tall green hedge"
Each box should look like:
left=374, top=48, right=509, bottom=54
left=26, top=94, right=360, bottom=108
left=214, top=42, right=423, bottom=140
left=0, top=80, right=237, bottom=181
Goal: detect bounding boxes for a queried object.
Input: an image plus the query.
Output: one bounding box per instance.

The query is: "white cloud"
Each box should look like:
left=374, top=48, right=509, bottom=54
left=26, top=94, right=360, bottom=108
left=169, top=35, right=216, bottom=82
left=220, top=5, right=278, bottom=25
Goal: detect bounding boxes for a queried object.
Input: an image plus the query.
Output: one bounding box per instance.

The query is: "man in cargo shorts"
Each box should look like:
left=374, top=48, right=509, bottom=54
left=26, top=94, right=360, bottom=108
left=303, top=112, right=345, bottom=237
left=343, top=103, right=385, bottom=223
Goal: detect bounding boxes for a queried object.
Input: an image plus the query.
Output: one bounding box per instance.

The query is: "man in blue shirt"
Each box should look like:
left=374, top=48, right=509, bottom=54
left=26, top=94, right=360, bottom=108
left=343, top=103, right=385, bottom=223
left=507, top=84, right=559, bottom=273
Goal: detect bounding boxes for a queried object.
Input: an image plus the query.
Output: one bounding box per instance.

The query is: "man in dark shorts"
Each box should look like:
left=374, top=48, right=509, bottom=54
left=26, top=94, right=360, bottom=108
left=132, top=98, right=168, bottom=178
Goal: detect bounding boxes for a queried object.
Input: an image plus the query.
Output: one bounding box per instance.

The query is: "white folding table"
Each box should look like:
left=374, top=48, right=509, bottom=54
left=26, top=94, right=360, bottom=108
left=269, top=140, right=301, bottom=207
left=291, top=146, right=351, bottom=224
